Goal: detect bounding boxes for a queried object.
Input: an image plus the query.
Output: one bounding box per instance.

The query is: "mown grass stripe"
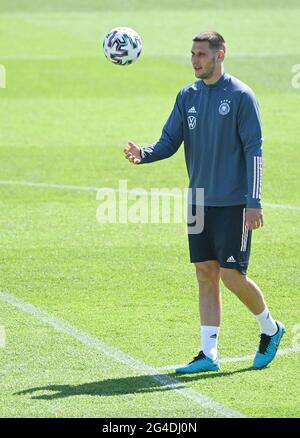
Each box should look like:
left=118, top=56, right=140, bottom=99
left=0, top=291, right=246, bottom=418
left=0, top=180, right=299, bottom=212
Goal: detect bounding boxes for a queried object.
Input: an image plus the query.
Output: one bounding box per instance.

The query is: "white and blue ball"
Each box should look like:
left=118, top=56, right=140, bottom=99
left=103, top=27, right=142, bottom=66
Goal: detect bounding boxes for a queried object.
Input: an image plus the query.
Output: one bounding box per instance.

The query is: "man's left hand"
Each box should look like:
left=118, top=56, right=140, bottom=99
left=245, top=208, right=264, bottom=230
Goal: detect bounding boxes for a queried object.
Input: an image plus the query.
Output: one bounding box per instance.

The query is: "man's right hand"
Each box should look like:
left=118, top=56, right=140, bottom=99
left=124, top=141, right=141, bottom=165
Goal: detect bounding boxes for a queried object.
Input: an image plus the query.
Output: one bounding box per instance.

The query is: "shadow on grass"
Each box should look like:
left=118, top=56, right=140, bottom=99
left=15, top=367, right=255, bottom=400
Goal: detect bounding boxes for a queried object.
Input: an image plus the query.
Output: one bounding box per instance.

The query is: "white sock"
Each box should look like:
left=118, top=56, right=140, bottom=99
left=201, top=326, right=220, bottom=361
left=255, top=307, right=277, bottom=336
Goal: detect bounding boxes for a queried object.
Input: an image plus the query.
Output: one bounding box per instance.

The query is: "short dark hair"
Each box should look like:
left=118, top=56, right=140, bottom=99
left=193, top=31, right=226, bottom=53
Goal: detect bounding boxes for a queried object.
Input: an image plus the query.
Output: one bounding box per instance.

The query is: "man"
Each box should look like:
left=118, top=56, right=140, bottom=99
left=124, top=31, right=285, bottom=373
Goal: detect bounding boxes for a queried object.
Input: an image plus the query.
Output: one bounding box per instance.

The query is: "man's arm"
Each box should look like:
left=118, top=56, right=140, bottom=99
left=238, top=90, right=263, bottom=230
left=124, top=92, right=184, bottom=165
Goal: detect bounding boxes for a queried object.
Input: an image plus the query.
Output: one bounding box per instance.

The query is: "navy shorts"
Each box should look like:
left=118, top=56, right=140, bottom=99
left=188, top=205, right=252, bottom=275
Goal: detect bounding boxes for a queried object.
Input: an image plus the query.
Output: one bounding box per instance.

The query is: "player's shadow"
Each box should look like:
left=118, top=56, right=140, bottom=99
left=15, top=367, right=254, bottom=400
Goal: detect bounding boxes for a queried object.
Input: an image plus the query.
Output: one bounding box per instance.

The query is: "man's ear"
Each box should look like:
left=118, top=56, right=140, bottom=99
left=217, top=49, right=225, bottom=62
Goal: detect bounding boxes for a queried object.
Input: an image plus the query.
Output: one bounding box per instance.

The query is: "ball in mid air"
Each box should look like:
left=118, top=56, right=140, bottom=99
left=103, top=27, right=142, bottom=66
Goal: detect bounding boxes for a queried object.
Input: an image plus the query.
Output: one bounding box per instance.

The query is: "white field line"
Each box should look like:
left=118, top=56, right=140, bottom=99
left=0, top=180, right=99, bottom=192
left=228, top=52, right=293, bottom=58
left=0, top=53, right=296, bottom=61
left=0, top=55, right=75, bottom=60
left=0, top=180, right=300, bottom=212
left=158, top=347, right=300, bottom=371
left=0, top=291, right=245, bottom=419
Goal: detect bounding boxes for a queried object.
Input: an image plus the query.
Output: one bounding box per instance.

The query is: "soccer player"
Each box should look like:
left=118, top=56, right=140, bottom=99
left=124, top=31, right=285, bottom=372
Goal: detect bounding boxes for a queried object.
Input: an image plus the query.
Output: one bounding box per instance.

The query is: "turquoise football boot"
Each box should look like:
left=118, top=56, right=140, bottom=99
left=176, top=351, right=220, bottom=374
left=253, top=321, right=286, bottom=369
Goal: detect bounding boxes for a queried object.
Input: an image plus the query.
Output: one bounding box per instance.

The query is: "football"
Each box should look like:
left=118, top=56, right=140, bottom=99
left=103, top=27, right=142, bottom=66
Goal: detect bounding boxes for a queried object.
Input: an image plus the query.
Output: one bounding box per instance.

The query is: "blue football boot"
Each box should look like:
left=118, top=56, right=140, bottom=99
left=253, top=321, right=286, bottom=369
left=176, top=351, right=220, bottom=374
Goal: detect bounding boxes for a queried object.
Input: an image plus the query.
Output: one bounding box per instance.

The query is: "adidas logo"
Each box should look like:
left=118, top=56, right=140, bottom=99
left=210, top=334, right=217, bottom=339
left=188, top=106, right=197, bottom=113
left=226, top=256, right=236, bottom=263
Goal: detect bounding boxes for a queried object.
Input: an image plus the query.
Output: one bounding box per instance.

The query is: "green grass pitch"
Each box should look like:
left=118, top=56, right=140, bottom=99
left=0, top=0, right=300, bottom=418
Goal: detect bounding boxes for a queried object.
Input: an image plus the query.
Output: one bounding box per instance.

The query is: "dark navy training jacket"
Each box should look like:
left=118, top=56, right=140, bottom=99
left=140, top=73, right=263, bottom=208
